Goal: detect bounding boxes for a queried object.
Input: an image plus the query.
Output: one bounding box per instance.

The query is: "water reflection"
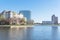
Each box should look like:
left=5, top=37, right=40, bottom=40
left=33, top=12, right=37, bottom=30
left=52, top=26, right=58, bottom=40
left=0, top=26, right=59, bottom=40
left=26, top=27, right=33, bottom=40
left=9, top=27, right=33, bottom=40
left=0, top=28, right=10, bottom=40
left=9, top=28, right=26, bottom=40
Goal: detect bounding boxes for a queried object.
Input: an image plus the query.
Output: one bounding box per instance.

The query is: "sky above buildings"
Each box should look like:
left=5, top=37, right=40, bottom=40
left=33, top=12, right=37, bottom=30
left=0, top=0, right=60, bottom=23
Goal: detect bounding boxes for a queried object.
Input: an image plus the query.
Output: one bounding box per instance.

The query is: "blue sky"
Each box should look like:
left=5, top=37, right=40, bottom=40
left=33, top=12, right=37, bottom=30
left=0, top=0, right=60, bottom=23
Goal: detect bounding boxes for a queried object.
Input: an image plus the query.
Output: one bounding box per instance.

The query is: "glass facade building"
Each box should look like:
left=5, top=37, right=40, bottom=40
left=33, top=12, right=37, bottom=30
left=19, top=10, right=31, bottom=20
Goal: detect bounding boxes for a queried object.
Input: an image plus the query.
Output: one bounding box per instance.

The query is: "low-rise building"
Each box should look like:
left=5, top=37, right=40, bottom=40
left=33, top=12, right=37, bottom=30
left=27, top=20, right=34, bottom=25
left=42, top=21, right=52, bottom=25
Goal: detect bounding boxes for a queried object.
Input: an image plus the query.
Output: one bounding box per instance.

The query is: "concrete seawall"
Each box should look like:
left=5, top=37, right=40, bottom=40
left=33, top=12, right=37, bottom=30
left=10, top=25, right=33, bottom=28
left=0, top=25, right=33, bottom=28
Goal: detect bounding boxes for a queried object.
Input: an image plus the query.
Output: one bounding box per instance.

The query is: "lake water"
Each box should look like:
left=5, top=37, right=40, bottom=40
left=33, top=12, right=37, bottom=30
left=0, top=25, right=60, bottom=40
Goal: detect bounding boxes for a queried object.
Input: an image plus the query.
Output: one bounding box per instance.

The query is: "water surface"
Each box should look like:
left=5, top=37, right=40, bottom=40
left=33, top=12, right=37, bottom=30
left=0, top=25, right=60, bottom=40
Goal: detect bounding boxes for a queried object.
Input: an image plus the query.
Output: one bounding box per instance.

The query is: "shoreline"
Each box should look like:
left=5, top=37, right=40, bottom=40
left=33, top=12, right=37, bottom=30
left=0, top=25, right=34, bottom=28
left=0, top=24, right=60, bottom=28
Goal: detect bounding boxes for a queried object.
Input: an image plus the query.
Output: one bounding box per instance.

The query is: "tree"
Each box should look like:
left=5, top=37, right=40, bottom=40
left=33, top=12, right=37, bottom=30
left=0, top=15, right=5, bottom=20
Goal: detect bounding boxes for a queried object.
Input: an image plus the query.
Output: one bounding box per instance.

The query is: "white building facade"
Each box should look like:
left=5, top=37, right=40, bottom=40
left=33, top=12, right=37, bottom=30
left=1, top=10, right=14, bottom=19
left=42, top=21, right=52, bottom=24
